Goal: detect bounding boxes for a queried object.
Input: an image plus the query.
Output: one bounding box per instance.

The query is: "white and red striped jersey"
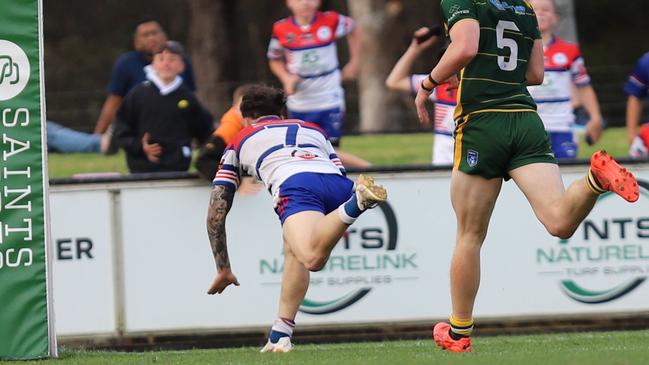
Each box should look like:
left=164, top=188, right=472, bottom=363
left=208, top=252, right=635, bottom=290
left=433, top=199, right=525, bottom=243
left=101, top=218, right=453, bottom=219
left=527, top=36, right=591, bottom=132
left=267, top=11, right=354, bottom=112
left=212, top=116, right=345, bottom=196
left=410, top=74, right=457, bottom=136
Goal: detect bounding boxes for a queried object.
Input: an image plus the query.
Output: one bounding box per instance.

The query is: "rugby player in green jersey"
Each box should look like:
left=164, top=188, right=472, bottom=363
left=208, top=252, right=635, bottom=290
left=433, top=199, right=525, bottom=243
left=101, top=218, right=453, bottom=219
left=414, top=0, right=640, bottom=353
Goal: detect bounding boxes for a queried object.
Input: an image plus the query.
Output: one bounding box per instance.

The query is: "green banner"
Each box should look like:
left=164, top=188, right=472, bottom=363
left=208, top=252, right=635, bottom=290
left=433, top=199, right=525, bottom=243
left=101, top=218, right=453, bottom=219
left=0, top=0, right=56, bottom=360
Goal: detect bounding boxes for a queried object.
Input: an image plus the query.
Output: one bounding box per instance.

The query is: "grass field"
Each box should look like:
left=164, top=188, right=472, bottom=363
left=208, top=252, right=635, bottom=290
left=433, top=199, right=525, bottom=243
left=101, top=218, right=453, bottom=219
left=16, top=330, right=649, bottom=364
left=47, top=127, right=630, bottom=178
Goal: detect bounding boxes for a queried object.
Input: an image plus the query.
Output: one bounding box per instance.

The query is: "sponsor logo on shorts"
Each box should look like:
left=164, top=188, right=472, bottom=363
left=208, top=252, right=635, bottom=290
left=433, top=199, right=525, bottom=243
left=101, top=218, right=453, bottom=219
left=536, top=180, right=649, bottom=304
left=0, top=40, right=30, bottom=101
left=467, top=149, right=479, bottom=167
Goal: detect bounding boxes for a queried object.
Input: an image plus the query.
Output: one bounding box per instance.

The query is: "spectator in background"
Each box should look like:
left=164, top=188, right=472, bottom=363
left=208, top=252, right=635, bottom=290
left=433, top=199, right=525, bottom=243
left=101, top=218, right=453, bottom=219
left=267, top=0, right=370, bottom=168
left=386, top=26, right=457, bottom=165
left=195, top=84, right=252, bottom=180
left=527, top=0, right=603, bottom=159
left=194, top=84, right=263, bottom=194
left=94, top=17, right=196, bottom=135
left=625, top=52, right=649, bottom=146
left=114, top=41, right=212, bottom=173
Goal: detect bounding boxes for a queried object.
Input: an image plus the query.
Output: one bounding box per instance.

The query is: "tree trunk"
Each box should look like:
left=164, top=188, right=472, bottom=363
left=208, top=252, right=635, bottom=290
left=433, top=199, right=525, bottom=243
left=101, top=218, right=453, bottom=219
left=187, top=0, right=230, bottom=118
left=347, top=1, right=396, bottom=132
left=555, top=0, right=577, bottom=42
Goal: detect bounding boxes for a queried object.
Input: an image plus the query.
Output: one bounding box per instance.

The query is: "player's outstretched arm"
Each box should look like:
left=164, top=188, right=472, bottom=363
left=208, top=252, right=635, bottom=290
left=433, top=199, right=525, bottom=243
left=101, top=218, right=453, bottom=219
left=386, top=27, right=439, bottom=93
left=206, top=185, right=240, bottom=294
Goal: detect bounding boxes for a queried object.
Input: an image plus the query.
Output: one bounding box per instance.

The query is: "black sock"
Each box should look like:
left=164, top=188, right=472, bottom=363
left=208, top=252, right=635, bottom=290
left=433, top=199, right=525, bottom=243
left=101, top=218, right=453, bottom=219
left=449, top=328, right=468, bottom=340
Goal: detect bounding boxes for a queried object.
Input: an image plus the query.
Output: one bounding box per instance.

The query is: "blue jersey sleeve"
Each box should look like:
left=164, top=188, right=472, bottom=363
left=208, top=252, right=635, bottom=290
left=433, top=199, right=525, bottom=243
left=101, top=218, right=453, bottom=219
left=624, top=52, right=649, bottom=98
left=212, top=147, right=241, bottom=190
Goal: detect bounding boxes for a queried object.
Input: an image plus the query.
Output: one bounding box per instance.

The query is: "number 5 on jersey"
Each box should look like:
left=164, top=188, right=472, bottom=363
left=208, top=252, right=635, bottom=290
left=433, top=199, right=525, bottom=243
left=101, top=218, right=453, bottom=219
left=496, top=20, right=520, bottom=71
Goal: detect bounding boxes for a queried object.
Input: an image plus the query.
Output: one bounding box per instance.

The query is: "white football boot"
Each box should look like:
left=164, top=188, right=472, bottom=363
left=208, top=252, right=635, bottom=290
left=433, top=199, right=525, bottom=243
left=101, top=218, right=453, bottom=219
left=355, top=174, right=388, bottom=210
left=260, top=336, right=293, bottom=353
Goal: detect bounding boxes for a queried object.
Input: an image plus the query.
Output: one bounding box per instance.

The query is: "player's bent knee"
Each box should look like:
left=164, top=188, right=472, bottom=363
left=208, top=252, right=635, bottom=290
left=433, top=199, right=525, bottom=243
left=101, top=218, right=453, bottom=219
left=304, top=255, right=328, bottom=272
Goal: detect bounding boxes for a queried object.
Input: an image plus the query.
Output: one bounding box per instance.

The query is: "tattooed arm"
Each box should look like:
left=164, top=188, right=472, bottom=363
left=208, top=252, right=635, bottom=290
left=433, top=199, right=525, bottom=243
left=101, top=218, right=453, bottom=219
left=206, top=185, right=240, bottom=294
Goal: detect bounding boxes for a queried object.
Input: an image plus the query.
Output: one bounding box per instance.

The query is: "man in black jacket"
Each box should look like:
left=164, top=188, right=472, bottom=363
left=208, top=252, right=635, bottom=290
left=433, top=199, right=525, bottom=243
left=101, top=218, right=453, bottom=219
left=115, top=41, right=213, bottom=173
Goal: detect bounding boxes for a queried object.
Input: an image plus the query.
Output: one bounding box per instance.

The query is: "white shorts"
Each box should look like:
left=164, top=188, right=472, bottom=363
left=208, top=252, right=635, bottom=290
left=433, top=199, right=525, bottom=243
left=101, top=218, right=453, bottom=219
left=433, top=133, right=455, bottom=166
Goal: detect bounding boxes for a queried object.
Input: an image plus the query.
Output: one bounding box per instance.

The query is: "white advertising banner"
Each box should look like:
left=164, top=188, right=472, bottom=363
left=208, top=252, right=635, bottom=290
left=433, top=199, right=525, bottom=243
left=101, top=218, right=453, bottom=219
left=49, top=190, right=116, bottom=336
left=49, top=165, right=649, bottom=337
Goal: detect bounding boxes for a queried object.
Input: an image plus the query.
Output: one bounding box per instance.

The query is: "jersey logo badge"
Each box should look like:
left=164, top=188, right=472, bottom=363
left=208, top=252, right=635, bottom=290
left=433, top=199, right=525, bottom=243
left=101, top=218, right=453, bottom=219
left=467, top=149, right=479, bottom=167
left=291, top=150, right=319, bottom=160
left=287, top=33, right=296, bottom=44
left=316, top=26, right=332, bottom=41
left=552, top=52, right=568, bottom=67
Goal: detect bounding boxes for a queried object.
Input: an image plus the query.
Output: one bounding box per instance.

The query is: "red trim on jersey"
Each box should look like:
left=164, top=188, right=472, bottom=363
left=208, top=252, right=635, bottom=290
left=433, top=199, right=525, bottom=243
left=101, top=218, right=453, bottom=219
left=272, top=11, right=340, bottom=49
left=545, top=36, right=583, bottom=70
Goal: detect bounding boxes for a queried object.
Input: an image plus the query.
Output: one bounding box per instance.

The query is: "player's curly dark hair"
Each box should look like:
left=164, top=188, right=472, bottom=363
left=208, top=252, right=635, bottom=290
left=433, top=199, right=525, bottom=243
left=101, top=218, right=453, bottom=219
left=240, top=85, right=287, bottom=119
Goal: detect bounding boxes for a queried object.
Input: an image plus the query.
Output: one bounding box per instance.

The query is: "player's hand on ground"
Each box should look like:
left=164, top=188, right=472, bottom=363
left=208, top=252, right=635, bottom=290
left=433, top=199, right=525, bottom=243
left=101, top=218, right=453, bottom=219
left=142, top=132, right=162, bottom=163
left=342, top=60, right=360, bottom=81
left=283, top=74, right=301, bottom=95
left=415, top=88, right=432, bottom=125
left=207, top=269, right=240, bottom=295
left=237, top=177, right=263, bottom=196
left=585, top=119, right=603, bottom=145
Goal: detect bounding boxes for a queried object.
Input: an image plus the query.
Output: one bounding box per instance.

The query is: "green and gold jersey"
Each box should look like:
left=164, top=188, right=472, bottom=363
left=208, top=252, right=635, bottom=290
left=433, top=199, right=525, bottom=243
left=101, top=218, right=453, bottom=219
left=441, top=0, right=541, bottom=119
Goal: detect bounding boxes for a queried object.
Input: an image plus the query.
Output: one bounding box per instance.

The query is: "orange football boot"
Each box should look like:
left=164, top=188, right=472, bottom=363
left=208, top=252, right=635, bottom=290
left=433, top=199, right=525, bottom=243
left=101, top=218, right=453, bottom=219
left=433, top=322, right=472, bottom=353
left=590, top=151, right=639, bottom=202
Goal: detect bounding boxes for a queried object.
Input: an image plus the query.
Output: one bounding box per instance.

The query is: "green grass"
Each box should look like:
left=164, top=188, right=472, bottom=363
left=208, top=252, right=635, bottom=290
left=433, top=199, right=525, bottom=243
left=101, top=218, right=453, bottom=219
left=47, top=127, right=631, bottom=178
left=14, top=330, right=649, bottom=364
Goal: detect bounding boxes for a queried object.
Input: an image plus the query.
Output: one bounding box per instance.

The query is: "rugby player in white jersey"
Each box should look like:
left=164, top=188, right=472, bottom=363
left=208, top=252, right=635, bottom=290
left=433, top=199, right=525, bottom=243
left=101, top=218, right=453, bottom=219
left=205, top=85, right=387, bottom=353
